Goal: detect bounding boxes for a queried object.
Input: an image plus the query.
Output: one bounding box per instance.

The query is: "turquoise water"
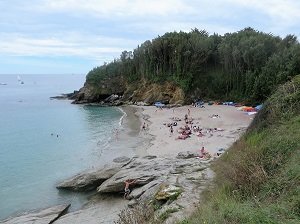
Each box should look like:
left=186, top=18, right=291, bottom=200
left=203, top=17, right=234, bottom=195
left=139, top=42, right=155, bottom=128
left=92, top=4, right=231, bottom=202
left=0, top=74, right=133, bottom=220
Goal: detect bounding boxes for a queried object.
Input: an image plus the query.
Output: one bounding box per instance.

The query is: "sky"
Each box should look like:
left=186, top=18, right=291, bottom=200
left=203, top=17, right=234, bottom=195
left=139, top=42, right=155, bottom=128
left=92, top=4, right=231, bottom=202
left=0, top=0, right=300, bottom=74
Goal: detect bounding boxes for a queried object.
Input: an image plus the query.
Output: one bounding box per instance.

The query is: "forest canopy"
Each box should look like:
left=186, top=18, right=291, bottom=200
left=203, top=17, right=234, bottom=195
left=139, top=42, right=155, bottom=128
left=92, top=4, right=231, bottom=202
left=86, top=28, right=300, bottom=103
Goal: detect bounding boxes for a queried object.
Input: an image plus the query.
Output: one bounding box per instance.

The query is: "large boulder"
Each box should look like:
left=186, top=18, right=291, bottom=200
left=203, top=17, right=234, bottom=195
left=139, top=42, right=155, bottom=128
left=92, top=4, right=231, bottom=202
left=57, top=159, right=131, bottom=191
left=97, top=156, right=173, bottom=193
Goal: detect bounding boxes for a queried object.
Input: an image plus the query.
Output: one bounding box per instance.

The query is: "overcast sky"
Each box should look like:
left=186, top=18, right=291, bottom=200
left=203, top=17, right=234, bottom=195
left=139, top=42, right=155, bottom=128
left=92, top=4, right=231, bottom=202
left=1, top=0, right=300, bottom=74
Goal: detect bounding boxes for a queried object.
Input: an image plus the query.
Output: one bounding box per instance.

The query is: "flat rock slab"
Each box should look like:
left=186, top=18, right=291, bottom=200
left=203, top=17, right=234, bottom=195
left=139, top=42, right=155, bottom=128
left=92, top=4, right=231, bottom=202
left=57, top=160, right=131, bottom=191
left=1, top=204, right=70, bottom=224
left=97, top=154, right=209, bottom=195
left=97, top=156, right=174, bottom=193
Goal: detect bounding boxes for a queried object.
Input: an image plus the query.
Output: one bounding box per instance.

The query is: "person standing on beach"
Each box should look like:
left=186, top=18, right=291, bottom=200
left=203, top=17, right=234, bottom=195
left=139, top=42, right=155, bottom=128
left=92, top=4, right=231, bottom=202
left=170, top=125, right=174, bottom=136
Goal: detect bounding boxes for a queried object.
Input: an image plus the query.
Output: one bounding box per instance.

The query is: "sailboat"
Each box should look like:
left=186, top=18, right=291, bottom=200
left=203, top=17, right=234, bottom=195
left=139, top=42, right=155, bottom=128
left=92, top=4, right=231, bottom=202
left=17, top=75, right=24, bottom=84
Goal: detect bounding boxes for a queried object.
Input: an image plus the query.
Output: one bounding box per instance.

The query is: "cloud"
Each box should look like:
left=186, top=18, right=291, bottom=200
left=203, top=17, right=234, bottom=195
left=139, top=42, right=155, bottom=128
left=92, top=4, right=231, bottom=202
left=228, top=0, right=300, bottom=29
left=0, top=33, right=138, bottom=60
left=38, top=0, right=193, bottom=17
left=1, top=0, right=300, bottom=73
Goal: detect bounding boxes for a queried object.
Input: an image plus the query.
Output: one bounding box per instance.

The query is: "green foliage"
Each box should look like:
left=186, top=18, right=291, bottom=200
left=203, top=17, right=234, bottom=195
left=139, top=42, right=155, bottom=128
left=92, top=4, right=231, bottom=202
left=86, top=28, right=300, bottom=103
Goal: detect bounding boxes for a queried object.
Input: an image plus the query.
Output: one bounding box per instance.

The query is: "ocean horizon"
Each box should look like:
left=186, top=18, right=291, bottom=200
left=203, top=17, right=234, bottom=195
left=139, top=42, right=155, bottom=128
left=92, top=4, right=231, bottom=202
left=0, top=74, right=137, bottom=220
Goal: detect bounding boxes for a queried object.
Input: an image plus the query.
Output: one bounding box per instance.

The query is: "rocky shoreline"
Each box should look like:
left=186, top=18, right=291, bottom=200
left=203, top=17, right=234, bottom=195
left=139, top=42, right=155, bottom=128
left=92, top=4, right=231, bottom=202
left=2, top=153, right=213, bottom=224
left=1, top=103, right=251, bottom=224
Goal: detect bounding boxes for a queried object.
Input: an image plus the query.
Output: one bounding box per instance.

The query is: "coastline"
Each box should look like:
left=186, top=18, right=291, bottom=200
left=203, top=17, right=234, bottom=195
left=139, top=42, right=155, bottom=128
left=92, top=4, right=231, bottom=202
left=2, top=104, right=253, bottom=224
left=57, top=104, right=252, bottom=223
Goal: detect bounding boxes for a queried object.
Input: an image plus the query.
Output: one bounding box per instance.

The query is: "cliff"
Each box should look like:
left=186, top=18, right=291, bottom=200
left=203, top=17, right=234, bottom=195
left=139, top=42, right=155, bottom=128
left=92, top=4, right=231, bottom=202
left=72, top=79, right=185, bottom=105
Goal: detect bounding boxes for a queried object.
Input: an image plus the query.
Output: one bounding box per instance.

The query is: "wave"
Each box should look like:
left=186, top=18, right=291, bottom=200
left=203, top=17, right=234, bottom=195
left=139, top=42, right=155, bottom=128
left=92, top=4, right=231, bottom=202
left=117, top=107, right=127, bottom=127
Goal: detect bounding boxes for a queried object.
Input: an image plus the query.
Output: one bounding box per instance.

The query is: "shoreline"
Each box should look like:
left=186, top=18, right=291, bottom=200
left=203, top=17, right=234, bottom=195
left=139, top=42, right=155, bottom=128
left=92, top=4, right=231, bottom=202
left=2, top=104, right=253, bottom=223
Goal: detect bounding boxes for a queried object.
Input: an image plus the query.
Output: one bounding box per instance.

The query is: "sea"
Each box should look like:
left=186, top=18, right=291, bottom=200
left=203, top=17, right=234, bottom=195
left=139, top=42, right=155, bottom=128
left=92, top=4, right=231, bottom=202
left=0, top=74, right=138, bottom=220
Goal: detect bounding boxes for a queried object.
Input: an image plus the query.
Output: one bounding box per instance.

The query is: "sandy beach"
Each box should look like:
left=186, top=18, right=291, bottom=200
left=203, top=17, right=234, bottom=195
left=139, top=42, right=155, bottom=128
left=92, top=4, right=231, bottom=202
left=138, top=104, right=252, bottom=158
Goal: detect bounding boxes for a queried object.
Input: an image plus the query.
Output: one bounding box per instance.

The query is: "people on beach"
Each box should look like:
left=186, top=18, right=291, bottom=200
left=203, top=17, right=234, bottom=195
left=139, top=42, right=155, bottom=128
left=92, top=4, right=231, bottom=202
left=124, top=179, right=137, bottom=199
left=199, top=146, right=211, bottom=159
left=170, top=126, right=173, bottom=135
left=142, top=122, right=146, bottom=131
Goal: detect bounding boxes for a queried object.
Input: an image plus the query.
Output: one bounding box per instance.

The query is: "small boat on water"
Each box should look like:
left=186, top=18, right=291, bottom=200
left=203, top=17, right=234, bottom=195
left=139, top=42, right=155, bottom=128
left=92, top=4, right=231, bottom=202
left=17, top=75, right=24, bottom=84
left=0, top=82, right=7, bottom=85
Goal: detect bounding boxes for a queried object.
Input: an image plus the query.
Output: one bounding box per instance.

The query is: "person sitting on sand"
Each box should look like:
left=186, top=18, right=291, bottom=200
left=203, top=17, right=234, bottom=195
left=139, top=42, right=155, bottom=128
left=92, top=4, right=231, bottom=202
left=199, top=146, right=211, bottom=159
left=197, top=131, right=205, bottom=137
left=124, top=179, right=137, bottom=199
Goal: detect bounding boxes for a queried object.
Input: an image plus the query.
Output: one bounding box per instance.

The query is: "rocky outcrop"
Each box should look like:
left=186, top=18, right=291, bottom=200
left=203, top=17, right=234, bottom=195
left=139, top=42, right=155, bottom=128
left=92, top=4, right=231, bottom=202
left=54, top=152, right=213, bottom=223
left=72, top=74, right=126, bottom=104
left=50, top=91, right=79, bottom=100
left=97, top=156, right=170, bottom=193
left=1, top=204, right=70, bottom=224
left=71, top=76, right=185, bottom=105
left=56, top=157, right=132, bottom=191
left=124, top=81, right=185, bottom=105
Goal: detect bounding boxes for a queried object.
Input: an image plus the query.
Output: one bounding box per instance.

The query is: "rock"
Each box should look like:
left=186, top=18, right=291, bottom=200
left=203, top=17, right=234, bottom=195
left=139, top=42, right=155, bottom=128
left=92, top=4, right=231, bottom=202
left=113, top=156, right=131, bottom=163
left=128, top=199, right=138, bottom=208
left=155, top=184, right=182, bottom=201
left=130, top=180, right=161, bottom=199
left=54, top=198, right=129, bottom=224
left=104, top=94, right=119, bottom=103
left=57, top=162, right=128, bottom=191
left=97, top=157, right=173, bottom=193
left=142, top=155, right=157, bottom=160
left=72, top=75, right=126, bottom=104
left=176, top=151, right=198, bottom=159
left=1, top=204, right=70, bottom=224
left=54, top=154, right=212, bottom=224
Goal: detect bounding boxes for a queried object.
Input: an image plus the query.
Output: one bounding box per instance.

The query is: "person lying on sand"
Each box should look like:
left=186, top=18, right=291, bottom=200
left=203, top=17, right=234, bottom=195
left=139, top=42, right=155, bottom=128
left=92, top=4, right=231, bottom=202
left=176, top=134, right=189, bottom=140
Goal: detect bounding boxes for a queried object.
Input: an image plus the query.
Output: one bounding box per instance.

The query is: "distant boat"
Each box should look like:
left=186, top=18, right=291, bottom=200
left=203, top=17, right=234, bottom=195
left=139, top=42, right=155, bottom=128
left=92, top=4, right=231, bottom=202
left=0, top=82, right=7, bottom=85
left=17, top=75, right=24, bottom=84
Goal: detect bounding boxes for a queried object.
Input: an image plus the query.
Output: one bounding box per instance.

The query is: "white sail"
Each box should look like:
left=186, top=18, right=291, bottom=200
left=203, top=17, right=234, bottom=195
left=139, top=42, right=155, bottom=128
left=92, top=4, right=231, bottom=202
left=17, top=75, right=21, bottom=82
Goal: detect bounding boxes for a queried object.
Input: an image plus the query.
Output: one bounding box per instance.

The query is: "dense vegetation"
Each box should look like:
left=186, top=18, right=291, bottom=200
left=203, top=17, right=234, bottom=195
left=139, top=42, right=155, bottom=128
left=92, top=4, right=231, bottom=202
left=86, top=28, right=300, bottom=103
left=181, top=76, right=300, bottom=224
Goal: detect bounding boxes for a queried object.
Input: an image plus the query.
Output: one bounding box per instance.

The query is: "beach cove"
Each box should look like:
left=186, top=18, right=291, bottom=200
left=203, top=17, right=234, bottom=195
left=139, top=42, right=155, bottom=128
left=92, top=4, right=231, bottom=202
left=2, top=103, right=253, bottom=224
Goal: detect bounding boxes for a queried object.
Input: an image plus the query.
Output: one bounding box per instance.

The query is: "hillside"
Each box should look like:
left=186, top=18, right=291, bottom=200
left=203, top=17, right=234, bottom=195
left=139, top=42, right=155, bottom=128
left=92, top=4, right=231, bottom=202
left=73, top=28, right=300, bottom=105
